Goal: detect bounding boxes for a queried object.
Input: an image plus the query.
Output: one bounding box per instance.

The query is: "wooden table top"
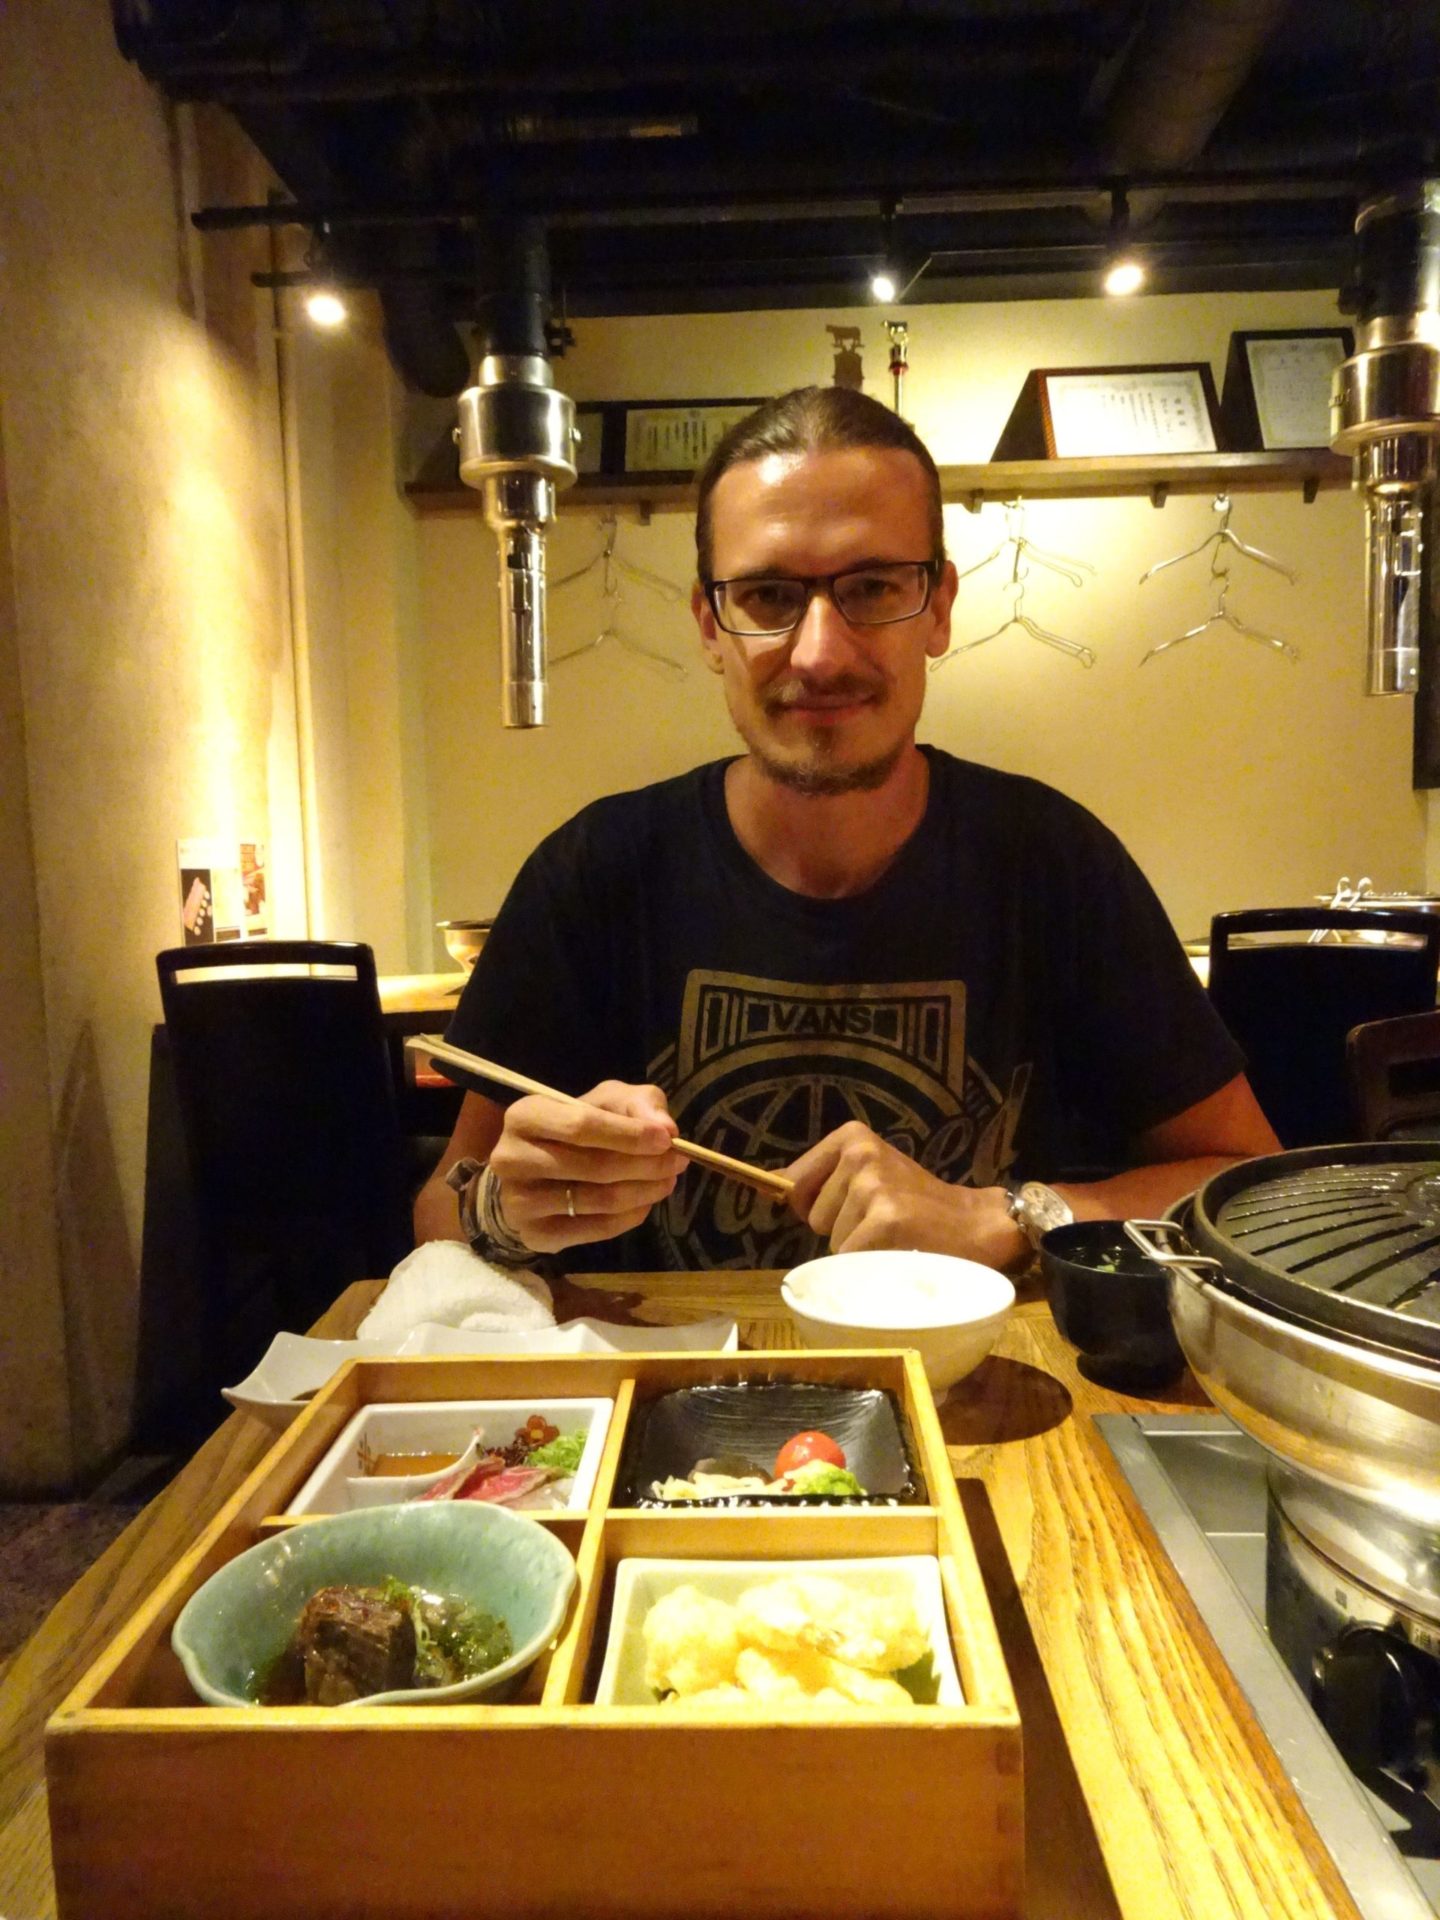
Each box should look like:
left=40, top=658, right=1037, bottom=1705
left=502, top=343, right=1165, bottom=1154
left=378, top=971, right=467, bottom=1015
left=0, top=1271, right=1359, bottom=1920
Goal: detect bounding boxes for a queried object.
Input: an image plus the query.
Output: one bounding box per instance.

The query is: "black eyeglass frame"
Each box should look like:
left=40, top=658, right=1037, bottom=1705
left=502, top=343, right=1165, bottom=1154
left=702, top=559, right=943, bottom=637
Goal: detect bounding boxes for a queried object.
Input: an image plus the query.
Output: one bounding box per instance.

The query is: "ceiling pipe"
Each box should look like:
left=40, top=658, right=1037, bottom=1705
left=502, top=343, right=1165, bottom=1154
left=1098, top=0, right=1294, bottom=221
left=194, top=168, right=1360, bottom=236
left=378, top=281, right=470, bottom=399
left=141, top=20, right=1103, bottom=104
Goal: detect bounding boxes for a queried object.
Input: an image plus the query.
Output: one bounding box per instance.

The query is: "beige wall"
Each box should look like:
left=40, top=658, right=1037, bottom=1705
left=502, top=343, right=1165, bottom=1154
left=0, top=396, right=72, bottom=1485
left=0, top=1, right=297, bottom=1487
left=413, top=293, right=1421, bottom=959
left=284, top=317, right=433, bottom=969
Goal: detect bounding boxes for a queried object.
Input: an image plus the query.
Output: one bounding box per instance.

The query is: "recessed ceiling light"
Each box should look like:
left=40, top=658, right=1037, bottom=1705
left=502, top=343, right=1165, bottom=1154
left=1103, top=257, right=1145, bottom=297
left=305, top=289, right=348, bottom=328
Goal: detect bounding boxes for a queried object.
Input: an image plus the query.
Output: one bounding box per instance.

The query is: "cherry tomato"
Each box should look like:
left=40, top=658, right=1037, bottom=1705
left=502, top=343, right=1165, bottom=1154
left=774, top=1430, right=846, bottom=1477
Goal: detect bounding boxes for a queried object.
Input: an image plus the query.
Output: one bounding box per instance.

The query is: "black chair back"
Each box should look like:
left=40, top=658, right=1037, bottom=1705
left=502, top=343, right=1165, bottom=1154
left=154, top=940, right=413, bottom=1393
left=1208, top=907, right=1440, bottom=1148
left=1346, top=1006, right=1440, bottom=1141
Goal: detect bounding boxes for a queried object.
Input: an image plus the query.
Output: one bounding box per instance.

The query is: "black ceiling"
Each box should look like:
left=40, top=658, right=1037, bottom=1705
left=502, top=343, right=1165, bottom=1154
left=112, top=1, right=1440, bottom=394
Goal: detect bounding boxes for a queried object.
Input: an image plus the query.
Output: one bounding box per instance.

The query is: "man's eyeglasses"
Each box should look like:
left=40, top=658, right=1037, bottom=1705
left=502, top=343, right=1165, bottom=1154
left=703, top=561, right=941, bottom=638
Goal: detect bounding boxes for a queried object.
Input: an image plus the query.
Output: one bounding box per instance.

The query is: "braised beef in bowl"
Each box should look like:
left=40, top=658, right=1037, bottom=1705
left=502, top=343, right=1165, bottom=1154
left=1039, top=1219, right=1185, bottom=1392
left=172, top=1502, right=576, bottom=1708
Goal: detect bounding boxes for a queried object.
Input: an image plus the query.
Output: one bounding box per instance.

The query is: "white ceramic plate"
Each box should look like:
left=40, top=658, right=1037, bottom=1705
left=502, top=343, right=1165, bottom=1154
left=222, top=1317, right=738, bottom=1429
left=594, top=1555, right=964, bottom=1709
left=283, top=1396, right=614, bottom=1516
left=220, top=1333, right=394, bottom=1430
left=400, top=1317, right=741, bottom=1359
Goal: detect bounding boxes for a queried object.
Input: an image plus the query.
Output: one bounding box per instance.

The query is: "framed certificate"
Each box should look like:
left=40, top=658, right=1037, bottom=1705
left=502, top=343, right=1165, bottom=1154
left=619, top=400, right=765, bottom=475
left=1037, top=364, right=1222, bottom=456
left=1220, top=329, right=1353, bottom=450
left=559, top=398, right=766, bottom=479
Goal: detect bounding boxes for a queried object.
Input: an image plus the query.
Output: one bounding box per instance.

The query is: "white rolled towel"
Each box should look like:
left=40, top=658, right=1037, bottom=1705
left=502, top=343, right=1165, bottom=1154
left=357, top=1240, right=555, bottom=1344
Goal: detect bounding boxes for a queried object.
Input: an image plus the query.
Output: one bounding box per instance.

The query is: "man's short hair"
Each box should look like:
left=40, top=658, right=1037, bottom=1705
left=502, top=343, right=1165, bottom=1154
left=695, top=386, right=947, bottom=580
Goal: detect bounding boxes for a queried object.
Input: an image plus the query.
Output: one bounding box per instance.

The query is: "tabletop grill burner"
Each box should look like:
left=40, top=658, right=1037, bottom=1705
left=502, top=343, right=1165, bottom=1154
left=1100, top=1410, right=1440, bottom=1919
left=1122, top=1149, right=1440, bottom=1908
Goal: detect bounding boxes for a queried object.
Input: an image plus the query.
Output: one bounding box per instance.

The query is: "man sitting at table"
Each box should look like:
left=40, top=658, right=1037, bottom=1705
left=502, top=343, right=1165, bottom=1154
left=414, top=385, right=1278, bottom=1276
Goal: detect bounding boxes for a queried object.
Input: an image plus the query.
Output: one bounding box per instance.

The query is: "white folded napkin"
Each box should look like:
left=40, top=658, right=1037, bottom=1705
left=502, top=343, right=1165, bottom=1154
left=356, top=1240, right=555, bottom=1344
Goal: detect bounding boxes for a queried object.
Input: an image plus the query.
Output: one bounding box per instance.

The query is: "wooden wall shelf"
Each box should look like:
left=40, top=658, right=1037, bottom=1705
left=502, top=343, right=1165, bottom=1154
left=405, top=449, right=1354, bottom=519
left=937, top=449, right=1353, bottom=511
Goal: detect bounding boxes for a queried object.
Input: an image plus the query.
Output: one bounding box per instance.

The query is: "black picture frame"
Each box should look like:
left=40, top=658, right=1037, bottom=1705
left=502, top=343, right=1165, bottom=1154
left=576, top=397, right=768, bottom=480
left=1219, top=329, right=1354, bottom=451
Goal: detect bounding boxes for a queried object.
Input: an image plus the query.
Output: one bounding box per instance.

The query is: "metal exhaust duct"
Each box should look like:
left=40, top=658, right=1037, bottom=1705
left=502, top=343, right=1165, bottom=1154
left=456, top=221, right=577, bottom=727
left=1331, top=181, right=1440, bottom=697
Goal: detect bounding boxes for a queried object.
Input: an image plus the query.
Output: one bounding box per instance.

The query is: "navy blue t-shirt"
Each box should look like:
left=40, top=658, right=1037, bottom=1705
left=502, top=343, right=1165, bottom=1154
left=445, top=748, right=1240, bottom=1271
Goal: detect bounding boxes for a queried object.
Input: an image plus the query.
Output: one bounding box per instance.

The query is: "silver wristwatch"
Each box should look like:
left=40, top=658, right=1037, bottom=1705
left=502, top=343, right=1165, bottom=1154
left=1005, top=1179, right=1074, bottom=1250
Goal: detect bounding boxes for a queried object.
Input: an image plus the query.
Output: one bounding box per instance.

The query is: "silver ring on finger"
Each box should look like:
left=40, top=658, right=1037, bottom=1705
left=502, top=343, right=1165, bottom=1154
left=566, top=1185, right=576, bottom=1219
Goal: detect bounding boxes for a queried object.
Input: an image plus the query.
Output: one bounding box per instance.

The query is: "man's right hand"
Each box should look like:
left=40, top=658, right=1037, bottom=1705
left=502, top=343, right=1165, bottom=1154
left=485, top=1080, right=687, bottom=1253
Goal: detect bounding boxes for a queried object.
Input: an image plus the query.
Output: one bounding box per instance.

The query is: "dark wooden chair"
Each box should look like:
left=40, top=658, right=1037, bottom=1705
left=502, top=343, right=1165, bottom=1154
left=151, top=941, right=413, bottom=1422
left=1346, top=1007, right=1440, bottom=1141
left=1208, top=907, right=1440, bottom=1148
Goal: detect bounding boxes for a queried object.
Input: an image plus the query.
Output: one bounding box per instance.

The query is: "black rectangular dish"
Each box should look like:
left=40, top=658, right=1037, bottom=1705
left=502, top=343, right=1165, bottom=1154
left=616, top=1379, right=922, bottom=1507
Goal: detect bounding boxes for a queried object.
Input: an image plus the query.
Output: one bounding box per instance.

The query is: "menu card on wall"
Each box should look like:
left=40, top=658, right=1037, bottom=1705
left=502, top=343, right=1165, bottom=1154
left=176, top=838, right=267, bottom=945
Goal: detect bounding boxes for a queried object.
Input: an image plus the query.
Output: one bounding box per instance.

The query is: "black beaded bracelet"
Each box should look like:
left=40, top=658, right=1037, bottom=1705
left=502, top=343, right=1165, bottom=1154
left=443, top=1157, right=535, bottom=1269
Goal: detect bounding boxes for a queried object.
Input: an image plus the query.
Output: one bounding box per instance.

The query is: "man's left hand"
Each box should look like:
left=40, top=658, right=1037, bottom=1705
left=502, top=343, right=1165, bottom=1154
left=784, top=1123, right=1028, bottom=1270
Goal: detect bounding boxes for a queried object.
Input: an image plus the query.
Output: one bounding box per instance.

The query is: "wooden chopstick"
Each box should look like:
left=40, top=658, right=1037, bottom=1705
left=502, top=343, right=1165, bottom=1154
left=407, top=1034, right=796, bottom=1200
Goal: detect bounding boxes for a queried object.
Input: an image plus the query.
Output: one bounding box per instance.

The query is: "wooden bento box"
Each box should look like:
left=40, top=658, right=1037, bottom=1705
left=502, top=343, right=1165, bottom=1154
left=46, top=1350, right=1022, bottom=1919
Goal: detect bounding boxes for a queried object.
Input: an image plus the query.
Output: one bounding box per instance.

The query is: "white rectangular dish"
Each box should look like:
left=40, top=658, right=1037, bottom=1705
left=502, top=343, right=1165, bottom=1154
left=284, top=1396, right=614, bottom=1515
left=221, top=1333, right=394, bottom=1430
left=594, top=1554, right=965, bottom=1708
left=401, top=1317, right=740, bottom=1359
left=224, top=1318, right=738, bottom=1429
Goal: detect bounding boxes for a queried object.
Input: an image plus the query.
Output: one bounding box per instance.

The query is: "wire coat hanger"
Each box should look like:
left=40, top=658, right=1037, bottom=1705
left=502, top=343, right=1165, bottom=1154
left=551, top=516, right=688, bottom=674
left=935, top=500, right=1096, bottom=668
left=1138, top=493, right=1300, bottom=665
left=933, top=532, right=1096, bottom=669
left=550, top=604, right=689, bottom=675
left=1138, top=493, right=1297, bottom=586
left=954, top=497, right=1096, bottom=587
left=1140, top=556, right=1299, bottom=665
left=551, top=512, right=686, bottom=602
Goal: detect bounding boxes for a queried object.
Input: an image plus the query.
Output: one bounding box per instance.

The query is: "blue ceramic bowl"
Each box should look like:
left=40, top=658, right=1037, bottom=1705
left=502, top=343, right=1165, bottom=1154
left=172, top=1500, right=576, bottom=1708
left=1039, top=1219, right=1185, bottom=1391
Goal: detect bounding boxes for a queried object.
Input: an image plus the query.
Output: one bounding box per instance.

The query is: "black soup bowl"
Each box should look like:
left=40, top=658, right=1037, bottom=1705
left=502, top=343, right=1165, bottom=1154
left=1039, top=1220, right=1185, bottom=1392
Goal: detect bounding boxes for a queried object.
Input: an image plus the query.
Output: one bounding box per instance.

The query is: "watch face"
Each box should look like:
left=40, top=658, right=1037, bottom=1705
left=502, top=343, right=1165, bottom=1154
left=1022, top=1182, right=1073, bottom=1232
left=1012, top=1182, right=1074, bottom=1246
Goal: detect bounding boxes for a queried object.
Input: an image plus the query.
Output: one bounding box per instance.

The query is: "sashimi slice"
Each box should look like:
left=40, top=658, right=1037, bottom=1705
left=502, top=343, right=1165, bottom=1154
left=457, top=1464, right=553, bottom=1505
left=417, top=1443, right=504, bottom=1502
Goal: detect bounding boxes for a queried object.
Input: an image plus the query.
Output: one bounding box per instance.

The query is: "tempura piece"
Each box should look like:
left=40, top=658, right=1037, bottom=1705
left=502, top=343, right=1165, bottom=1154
left=734, top=1643, right=834, bottom=1702
left=816, top=1655, right=914, bottom=1708
left=735, top=1575, right=929, bottom=1673
left=642, top=1584, right=741, bottom=1697
left=639, top=1572, right=935, bottom=1710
